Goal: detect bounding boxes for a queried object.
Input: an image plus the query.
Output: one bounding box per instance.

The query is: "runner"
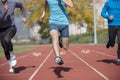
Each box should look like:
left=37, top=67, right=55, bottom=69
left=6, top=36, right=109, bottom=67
left=41, top=0, right=73, bottom=65
left=101, top=0, right=120, bottom=65
left=0, top=0, right=27, bottom=72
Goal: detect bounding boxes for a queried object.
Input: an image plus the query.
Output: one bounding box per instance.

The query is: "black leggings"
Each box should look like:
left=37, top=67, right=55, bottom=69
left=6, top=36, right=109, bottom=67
left=0, top=26, right=16, bottom=60
left=108, top=26, right=120, bottom=59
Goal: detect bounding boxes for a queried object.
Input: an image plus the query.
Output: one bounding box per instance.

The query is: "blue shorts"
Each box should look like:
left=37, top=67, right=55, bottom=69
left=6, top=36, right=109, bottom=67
left=49, top=24, right=69, bottom=38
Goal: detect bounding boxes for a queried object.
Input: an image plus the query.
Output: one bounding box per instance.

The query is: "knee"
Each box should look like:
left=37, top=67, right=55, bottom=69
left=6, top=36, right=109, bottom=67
left=51, top=35, right=59, bottom=42
left=2, top=38, right=11, bottom=44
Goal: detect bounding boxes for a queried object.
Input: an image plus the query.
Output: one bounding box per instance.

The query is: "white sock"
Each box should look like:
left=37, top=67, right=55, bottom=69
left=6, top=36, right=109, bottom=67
left=9, top=51, right=15, bottom=58
left=8, top=60, right=12, bottom=66
left=117, top=59, right=120, bottom=61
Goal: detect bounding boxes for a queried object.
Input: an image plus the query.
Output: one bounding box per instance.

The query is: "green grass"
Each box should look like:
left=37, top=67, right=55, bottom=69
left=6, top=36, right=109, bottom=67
left=0, top=45, right=38, bottom=58
left=70, top=29, right=108, bottom=44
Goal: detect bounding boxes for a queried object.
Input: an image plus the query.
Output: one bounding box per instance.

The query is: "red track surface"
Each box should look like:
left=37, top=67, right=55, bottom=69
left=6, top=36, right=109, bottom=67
left=0, top=44, right=119, bottom=80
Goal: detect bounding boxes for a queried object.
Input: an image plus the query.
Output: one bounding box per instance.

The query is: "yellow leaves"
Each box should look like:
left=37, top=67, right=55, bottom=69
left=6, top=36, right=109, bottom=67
left=23, top=0, right=94, bottom=32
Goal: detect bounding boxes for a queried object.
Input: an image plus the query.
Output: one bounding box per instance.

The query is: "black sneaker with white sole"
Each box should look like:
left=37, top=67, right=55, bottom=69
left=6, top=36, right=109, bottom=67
left=55, top=56, right=64, bottom=65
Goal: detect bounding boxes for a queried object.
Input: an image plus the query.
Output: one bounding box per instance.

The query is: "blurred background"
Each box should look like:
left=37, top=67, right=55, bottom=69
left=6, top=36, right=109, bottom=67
left=8, top=0, right=108, bottom=45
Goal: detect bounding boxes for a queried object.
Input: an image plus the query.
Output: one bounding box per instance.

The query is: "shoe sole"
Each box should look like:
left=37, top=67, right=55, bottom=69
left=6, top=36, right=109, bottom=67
left=9, top=67, right=14, bottom=73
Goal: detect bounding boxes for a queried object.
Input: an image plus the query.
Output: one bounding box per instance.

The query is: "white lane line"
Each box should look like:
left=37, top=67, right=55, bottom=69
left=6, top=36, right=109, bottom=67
left=77, top=47, right=116, bottom=58
left=28, top=50, right=53, bottom=80
left=69, top=49, right=110, bottom=80
left=91, top=49, right=116, bottom=58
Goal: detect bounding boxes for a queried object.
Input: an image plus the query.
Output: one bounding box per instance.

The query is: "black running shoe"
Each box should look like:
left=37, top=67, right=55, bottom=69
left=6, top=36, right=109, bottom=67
left=106, top=41, right=110, bottom=49
left=117, top=61, right=120, bottom=66
left=55, top=56, right=64, bottom=65
left=59, top=36, right=63, bottom=48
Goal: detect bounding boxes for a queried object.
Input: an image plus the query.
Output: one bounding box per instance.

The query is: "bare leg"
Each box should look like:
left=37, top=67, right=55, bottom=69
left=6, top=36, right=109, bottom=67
left=50, top=30, right=64, bottom=65
left=62, top=38, right=69, bottom=50
left=50, top=30, right=60, bottom=57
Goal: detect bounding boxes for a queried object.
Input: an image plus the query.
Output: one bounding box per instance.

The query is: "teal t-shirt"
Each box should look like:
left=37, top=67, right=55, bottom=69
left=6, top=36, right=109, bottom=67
left=47, top=0, right=69, bottom=25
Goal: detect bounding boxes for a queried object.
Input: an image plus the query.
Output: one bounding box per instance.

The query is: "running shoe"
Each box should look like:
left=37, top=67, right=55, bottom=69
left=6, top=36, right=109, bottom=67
left=9, top=56, right=17, bottom=67
left=9, top=66, right=14, bottom=73
left=59, top=36, right=63, bottom=48
left=117, top=61, right=120, bottom=66
left=106, top=41, right=110, bottom=49
left=9, top=51, right=17, bottom=66
left=55, top=56, right=64, bottom=65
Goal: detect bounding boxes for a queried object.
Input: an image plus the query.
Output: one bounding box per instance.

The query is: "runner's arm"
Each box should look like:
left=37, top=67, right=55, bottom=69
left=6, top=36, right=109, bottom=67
left=15, top=2, right=27, bottom=23
left=101, top=2, right=110, bottom=19
left=15, top=2, right=26, bottom=18
left=0, top=6, right=7, bottom=20
left=62, top=0, right=73, bottom=7
left=41, top=0, right=48, bottom=19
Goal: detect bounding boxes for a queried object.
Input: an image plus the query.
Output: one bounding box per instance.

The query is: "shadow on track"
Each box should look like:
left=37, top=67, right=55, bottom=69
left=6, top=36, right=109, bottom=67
left=14, top=66, right=35, bottom=73
left=49, top=66, right=72, bottom=78
left=97, top=59, right=116, bottom=65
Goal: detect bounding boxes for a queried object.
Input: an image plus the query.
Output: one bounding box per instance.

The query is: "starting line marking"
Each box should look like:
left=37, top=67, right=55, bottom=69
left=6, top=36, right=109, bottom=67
left=81, top=49, right=90, bottom=54
left=33, top=52, right=41, bottom=57
left=77, top=47, right=116, bottom=58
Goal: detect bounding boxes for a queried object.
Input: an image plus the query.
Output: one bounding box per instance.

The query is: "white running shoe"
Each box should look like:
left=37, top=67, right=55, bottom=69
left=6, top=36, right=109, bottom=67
left=9, top=56, right=17, bottom=67
left=9, top=51, right=17, bottom=66
left=9, top=66, right=14, bottom=73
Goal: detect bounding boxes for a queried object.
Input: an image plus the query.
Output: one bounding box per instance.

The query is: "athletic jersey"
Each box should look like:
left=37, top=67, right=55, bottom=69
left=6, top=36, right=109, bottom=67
left=101, top=0, right=120, bottom=26
left=0, top=1, right=26, bottom=28
left=47, top=0, right=69, bottom=25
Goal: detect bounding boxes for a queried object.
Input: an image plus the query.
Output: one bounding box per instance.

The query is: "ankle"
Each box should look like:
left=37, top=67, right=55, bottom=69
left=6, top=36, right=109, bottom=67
left=9, top=51, right=15, bottom=57
left=117, top=59, right=120, bottom=61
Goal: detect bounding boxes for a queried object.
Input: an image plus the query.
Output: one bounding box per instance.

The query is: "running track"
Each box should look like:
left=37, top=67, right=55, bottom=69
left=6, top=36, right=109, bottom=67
left=0, top=44, right=119, bottom=80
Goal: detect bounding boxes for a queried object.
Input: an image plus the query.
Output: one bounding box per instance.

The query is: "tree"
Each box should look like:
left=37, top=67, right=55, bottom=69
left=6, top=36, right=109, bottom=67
left=24, top=0, right=94, bottom=39
left=69, top=0, right=94, bottom=32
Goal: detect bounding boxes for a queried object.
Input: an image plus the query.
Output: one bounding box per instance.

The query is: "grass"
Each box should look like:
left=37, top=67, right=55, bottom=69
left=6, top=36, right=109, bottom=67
left=70, top=29, right=108, bottom=44
left=0, top=45, right=38, bottom=58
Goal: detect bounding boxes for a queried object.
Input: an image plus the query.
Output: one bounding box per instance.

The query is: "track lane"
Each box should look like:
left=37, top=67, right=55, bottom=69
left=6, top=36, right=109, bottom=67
left=32, top=48, right=105, bottom=80
left=70, top=45, right=120, bottom=80
left=0, top=44, right=119, bottom=80
left=0, top=45, right=52, bottom=80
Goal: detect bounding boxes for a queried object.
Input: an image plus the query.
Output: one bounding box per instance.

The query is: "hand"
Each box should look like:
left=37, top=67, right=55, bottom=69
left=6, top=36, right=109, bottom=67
left=22, top=17, right=27, bottom=23
left=4, top=3, right=8, bottom=12
left=109, top=15, right=114, bottom=20
left=62, top=0, right=73, bottom=7
left=41, top=11, right=45, bottom=20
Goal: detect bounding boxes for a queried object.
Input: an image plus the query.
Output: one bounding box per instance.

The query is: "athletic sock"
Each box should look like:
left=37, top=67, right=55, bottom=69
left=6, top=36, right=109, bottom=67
left=9, top=51, right=15, bottom=58
left=117, top=59, right=120, bottom=61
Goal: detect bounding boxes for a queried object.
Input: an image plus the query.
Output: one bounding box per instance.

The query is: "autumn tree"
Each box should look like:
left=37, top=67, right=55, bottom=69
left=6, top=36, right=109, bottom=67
left=24, top=0, right=94, bottom=38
